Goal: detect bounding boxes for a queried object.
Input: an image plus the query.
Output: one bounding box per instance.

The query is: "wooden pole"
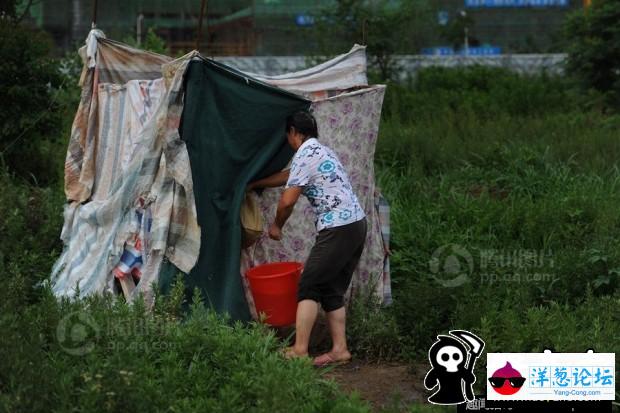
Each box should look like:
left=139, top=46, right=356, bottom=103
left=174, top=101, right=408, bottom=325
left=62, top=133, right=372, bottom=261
left=196, top=0, right=208, bottom=51
left=92, top=0, right=99, bottom=28
left=362, top=18, right=368, bottom=46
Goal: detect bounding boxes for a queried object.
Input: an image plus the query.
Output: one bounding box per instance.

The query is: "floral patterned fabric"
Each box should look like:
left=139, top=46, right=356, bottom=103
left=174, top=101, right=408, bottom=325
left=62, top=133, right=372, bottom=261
left=241, top=86, right=387, bottom=318
left=286, top=138, right=365, bottom=231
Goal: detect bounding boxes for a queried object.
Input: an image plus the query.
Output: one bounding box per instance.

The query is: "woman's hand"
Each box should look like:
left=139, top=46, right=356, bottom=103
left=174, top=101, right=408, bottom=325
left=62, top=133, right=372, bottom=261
left=268, top=223, right=282, bottom=241
left=248, top=170, right=290, bottom=191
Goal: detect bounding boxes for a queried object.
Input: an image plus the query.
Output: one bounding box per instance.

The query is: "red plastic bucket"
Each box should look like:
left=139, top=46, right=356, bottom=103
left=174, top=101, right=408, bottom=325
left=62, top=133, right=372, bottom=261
left=246, top=262, right=303, bottom=327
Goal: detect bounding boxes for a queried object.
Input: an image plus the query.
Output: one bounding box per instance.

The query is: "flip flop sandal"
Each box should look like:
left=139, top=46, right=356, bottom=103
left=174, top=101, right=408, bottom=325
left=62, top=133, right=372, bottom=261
left=312, top=353, right=351, bottom=367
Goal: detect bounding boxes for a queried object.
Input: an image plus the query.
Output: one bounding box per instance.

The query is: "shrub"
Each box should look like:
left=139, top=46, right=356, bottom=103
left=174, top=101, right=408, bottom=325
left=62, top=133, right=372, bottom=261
left=346, top=288, right=402, bottom=361
left=382, top=66, right=581, bottom=123
left=313, top=0, right=435, bottom=81
left=0, top=169, right=64, bottom=304
left=122, top=27, right=170, bottom=55
left=0, top=281, right=372, bottom=413
left=374, top=67, right=620, bottom=368
left=0, top=19, right=75, bottom=185
left=565, top=0, right=620, bottom=108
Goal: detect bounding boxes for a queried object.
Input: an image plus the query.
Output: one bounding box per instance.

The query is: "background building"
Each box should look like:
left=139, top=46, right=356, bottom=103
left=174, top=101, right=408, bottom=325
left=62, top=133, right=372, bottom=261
left=29, top=0, right=584, bottom=56
left=28, top=0, right=325, bottom=55
left=433, top=0, right=582, bottom=54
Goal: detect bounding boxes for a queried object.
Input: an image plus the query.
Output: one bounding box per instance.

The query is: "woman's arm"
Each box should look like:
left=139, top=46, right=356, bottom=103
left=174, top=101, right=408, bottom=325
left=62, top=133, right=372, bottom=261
left=269, top=186, right=303, bottom=240
left=248, top=169, right=290, bottom=190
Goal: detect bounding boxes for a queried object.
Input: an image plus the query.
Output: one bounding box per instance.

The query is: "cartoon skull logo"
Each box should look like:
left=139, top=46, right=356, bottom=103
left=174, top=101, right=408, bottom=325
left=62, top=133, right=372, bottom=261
left=436, top=345, right=464, bottom=372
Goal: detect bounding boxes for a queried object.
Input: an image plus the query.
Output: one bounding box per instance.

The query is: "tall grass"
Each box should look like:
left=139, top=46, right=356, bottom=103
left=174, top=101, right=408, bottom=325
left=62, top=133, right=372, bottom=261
left=369, top=67, right=620, bottom=401
left=0, top=284, right=371, bottom=412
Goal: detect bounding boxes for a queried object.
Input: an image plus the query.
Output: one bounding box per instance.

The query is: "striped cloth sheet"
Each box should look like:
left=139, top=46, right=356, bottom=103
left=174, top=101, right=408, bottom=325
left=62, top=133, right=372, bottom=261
left=113, top=240, right=143, bottom=279
left=51, top=32, right=200, bottom=302
left=375, top=191, right=392, bottom=306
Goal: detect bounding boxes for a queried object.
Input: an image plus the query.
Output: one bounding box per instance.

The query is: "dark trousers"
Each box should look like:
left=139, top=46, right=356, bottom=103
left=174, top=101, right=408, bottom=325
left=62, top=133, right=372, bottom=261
left=297, top=218, right=367, bottom=312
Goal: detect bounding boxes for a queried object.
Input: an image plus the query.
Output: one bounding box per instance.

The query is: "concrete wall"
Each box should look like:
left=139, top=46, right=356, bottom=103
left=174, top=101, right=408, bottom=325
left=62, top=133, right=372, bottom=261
left=215, top=54, right=568, bottom=79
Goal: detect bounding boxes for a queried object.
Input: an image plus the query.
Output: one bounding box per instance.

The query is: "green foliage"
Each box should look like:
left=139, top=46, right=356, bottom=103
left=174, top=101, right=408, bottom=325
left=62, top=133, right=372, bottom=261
left=0, top=19, right=78, bottom=185
left=0, top=0, right=29, bottom=20
left=0, top=274, right=371, bottom=412
left=383, top=66, right=583, bottom=122
left=473, top=292, right=620, bottom=396
left=346, top=288, right=402, bottom=361
left=122, top=27, right=170, bottom=55
left=439, top=11, right=475, bottom=52
left=0, top=169, right=64, bottom=302
left=374, top=66, right=620, bottom=366
left=313, top=0, right=435, bottom=81
left=564, top=0, right=620, bottom=108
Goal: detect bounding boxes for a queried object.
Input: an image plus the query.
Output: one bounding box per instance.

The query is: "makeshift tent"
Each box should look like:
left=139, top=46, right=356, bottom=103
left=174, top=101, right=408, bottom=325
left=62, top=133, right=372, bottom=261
left=244, top=44, right=369, bottom=95
left=51, top=30, right=390, bottom=320
left=237, top=48, right=390, bottom=317
left=174, top=60, right=309, bottom=320
left=51, top=31, right=200, bottom=301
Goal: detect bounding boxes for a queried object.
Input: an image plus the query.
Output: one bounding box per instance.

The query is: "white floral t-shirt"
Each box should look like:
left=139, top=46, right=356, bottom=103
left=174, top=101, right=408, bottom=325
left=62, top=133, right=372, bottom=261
left=286, top=138, right=365, bottom=231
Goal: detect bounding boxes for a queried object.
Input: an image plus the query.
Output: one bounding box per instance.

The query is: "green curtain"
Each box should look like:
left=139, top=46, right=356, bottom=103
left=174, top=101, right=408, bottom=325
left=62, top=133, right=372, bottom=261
left=165, top=58, right=309, bottom=320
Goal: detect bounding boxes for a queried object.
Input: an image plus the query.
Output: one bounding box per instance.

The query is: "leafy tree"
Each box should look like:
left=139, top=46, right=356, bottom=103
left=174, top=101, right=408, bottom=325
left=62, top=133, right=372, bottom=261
left=0, top=18, right=70, bottom=184
left=313, top=0, right=436, bottom=81
left=0, top=0, right=39, bottom=23
left=565, top=0, right=620, bottom=107
left=440, top=10, right=478, bottom=52
left=122, top=27, right=170, bottom=55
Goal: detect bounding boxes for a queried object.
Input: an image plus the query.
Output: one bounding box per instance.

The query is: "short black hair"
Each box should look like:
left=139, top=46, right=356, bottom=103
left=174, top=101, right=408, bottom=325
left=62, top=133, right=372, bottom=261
left=285, top=111, right=318, bottom=139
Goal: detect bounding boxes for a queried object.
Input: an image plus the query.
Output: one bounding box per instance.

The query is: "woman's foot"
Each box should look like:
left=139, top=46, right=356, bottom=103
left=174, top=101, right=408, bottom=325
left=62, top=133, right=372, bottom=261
left=313, top=350, right=351, bottom=367
left=281, top=346, right=309, bottom=360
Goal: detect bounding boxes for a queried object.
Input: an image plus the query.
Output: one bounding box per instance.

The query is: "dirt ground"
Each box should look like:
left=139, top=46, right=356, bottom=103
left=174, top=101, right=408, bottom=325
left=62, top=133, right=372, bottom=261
left=276, top=322, right=427, bottom=411
left=322, top=360, right=426, bottom=411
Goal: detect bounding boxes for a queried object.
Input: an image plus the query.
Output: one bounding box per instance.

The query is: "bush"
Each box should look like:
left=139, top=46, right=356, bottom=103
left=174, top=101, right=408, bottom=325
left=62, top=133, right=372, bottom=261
left=473, top=291, right=620, bottom=396
left=313, top=0, right=435, bottom=81
left=565, top=0, right=620, bottom=108
left=373, top=67, right=620, bottom=367
left=0, top=169, right=64, bottom=306
left=122, top=27, right=170, bottom=55
left=0, top=20, right=75, bottom=185
left=346, top=289, right=402, bottom=361
left=382, top=66, right=581, bottom=122
left=0, top=279, right=372, bottom=413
